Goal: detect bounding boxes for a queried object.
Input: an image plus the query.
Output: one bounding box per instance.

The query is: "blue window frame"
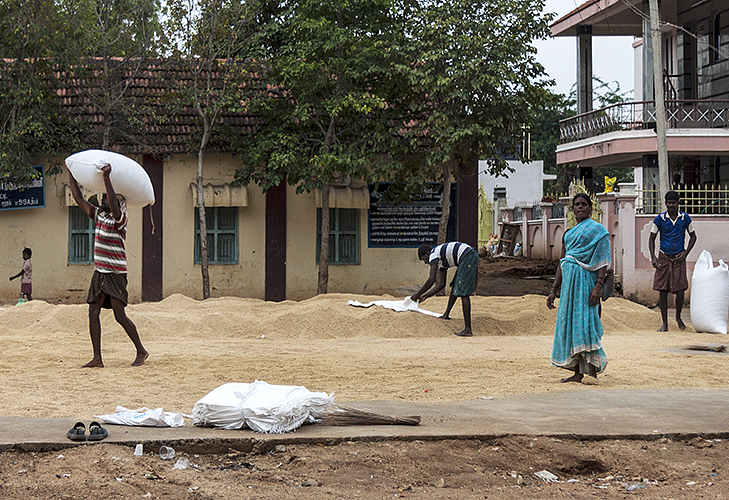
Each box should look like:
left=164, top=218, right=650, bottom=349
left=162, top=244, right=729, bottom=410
left=194, top=207, right=238, bottom=264
left=68, top=206, right=94, bottom=264
left=316, top=208, right=360, bottom=265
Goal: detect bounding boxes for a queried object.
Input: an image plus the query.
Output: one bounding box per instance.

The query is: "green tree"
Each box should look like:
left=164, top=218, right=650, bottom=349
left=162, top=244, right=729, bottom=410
left=376, top=0, right=555, bottom=243
left=69, top=0, right=166, bottom=150
left=164, top=0, right=257, bottom=299
left=234, top=0, right=398, bottom=294
left=0, top=0, right=86, bottom=185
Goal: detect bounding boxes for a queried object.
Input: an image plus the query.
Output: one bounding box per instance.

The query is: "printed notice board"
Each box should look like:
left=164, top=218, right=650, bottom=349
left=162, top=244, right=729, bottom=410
left=368, top=183, right=456, bottom=248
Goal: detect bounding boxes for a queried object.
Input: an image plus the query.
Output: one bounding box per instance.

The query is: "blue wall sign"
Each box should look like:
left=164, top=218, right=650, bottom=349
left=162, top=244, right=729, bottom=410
left=0, top=165, right=45, bottom=211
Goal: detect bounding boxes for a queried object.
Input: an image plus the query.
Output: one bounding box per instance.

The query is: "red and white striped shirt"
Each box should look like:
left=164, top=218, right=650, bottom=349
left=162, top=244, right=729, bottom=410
left=92, top=205, right=128, bottom=274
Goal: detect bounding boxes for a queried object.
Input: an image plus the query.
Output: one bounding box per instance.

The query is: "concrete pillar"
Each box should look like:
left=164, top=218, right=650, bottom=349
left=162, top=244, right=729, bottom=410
left=519, top=205, right=532, bottom=257
left=615, top=193, right=639, bottom=300
left=560, top=196, right=572, bottom=228
left=642, top=0, right=655, bottom=103
left=493, top=186, right=507, bottom=238
left=540, top=202, right=553, bottom=258
left=577, top=25, right=593, bottom=114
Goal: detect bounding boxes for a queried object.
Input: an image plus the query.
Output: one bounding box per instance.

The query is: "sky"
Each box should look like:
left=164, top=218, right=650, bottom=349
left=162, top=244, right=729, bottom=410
left=534, top=0, right=636, bottom=99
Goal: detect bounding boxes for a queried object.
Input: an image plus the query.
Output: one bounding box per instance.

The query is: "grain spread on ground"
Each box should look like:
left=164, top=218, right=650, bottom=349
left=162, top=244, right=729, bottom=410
left=1, top=293, right=728, bottom=420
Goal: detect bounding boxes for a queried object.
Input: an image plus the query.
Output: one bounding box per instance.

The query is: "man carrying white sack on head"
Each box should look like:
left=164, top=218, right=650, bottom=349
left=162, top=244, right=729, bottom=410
left=66, top=162, right=149, bottom=368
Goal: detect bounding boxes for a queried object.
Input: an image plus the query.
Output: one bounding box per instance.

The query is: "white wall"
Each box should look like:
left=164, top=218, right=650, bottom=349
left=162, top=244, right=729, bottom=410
left=478, top=160, right=556, bottom=207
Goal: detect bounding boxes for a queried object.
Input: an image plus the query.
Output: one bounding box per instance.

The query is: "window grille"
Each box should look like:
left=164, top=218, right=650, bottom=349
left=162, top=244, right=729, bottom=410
left=195, top=207, right=238, bottom=264
left=68, top=206, right=94, bottom=264
left=317, top=208, right=360, bottom=265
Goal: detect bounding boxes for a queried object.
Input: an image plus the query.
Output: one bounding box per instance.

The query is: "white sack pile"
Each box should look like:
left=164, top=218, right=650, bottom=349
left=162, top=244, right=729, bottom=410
left=191, top=380, right=335, bottom=433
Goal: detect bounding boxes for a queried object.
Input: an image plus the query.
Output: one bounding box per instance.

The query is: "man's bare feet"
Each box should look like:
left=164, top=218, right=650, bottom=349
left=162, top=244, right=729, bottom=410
left=132, top=351, right=149, bottom=367
left=82, top=359, right=104, bottom=368
left=560, top=373, right=583, bottom=383
left=453, top=328, right=473, bottom=337
left=440, top=314, right=451, bottom=320
left=676, top=318, right=686, bottom=330
left=657, top=324, right=668, bottom=332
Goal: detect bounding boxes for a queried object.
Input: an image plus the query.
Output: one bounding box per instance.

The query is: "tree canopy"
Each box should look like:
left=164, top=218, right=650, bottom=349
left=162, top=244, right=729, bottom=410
left=0, top=0, right=88, bottom=184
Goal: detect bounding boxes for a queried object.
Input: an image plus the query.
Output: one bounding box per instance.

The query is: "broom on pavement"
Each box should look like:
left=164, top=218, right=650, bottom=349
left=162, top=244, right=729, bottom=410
left=319, top=405, right=420, bottom=426
left=684, top=344, right=727, bottom=352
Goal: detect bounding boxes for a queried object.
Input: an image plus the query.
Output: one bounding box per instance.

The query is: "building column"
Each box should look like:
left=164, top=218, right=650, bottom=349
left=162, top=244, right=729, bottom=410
left=265, top=182, right=287, bottom=302
left=142, top=155, right=163, bottom=302
left=577, top=25, right=593, bottom=115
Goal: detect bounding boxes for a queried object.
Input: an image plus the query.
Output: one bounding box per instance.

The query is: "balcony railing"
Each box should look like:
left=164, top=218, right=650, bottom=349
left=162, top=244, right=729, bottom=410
left=637, top=184, right=729, bottom=215
left=560, top=100, right=729, bottom=143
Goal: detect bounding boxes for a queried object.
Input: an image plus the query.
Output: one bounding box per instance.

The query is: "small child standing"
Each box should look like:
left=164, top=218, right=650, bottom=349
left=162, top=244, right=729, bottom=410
left=9, top=248, right=32, bottom=301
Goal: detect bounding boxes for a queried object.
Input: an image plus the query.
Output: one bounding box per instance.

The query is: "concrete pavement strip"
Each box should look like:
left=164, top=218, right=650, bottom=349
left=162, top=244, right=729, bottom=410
left=2, top=389, right=728, bottom=454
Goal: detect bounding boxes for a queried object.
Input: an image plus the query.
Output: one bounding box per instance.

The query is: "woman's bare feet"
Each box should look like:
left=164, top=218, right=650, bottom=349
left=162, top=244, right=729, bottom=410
left=560, top=373, right=583, bottom=383
left=82, top=358, right=104, bottom=368
left=132, top=351, right=149, bottom=366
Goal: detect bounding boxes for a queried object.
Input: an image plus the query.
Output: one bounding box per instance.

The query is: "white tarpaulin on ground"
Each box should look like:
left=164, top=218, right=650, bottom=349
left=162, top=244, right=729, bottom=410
left=346, top=296, right=441, bottom=317
left=95, top=406, right=186, bottom=427
left=191, top=381, right=335, bottom=433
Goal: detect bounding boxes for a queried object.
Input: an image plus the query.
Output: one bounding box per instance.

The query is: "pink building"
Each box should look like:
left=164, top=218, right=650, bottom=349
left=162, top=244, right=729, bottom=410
left=519, top=0, right=729, bottom=303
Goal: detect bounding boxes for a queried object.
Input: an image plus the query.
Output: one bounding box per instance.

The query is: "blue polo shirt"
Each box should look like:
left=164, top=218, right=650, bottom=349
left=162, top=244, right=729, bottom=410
left=651, top=211, right=694, bottom=256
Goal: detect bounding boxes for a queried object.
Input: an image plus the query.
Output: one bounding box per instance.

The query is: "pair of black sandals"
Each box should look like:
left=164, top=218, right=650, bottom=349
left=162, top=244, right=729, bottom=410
left=67, top=421, right=108, bottom=441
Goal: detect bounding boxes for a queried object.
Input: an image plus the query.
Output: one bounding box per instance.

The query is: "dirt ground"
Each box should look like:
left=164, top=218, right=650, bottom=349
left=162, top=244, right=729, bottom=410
left=2, top=256, right=729, bottom=499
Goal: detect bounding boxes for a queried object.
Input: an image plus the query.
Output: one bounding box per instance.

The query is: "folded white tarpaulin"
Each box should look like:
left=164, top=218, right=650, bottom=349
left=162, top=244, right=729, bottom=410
left=346, top=296, right=441, bottom=317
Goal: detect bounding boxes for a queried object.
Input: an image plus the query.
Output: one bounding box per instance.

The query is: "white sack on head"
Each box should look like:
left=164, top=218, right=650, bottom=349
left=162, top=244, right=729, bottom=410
left=690, top=250, right=729, bottom=334
left=192, top=381, right=335, bottom=433
left=65, top=149, right=155, bottom=207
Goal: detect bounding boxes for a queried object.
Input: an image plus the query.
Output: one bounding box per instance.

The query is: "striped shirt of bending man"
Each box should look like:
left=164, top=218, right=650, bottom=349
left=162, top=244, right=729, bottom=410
left=429, top=242, right=473, bottom=269
left=92, top=205, right=128, bottom=273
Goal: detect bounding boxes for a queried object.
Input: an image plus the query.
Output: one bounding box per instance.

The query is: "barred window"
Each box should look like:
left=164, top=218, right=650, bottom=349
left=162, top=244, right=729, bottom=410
left=68, top=206, right=94, bottom=264
left=316, top=208, right=360, bottom=265
left=195, top=207, right=238, bottom=264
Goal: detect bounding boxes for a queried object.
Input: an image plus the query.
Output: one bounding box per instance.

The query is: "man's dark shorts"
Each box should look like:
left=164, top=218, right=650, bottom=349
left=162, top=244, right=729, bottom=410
left=449, top=249, right=478, bottom=296
left=652, top=252, right=688, bottom=293
left=87, top=270, right=129, bottom=308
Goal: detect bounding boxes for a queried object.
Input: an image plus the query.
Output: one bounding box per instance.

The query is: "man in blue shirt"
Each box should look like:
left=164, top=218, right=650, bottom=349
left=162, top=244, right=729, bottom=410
left=648, top=190, right=697, bottom=331
left=411, top=242, right=478, bottom=337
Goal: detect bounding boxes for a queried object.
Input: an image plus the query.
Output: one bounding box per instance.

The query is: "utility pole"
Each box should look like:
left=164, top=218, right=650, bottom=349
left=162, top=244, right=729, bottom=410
left=649, top=0, right=669, bottom=208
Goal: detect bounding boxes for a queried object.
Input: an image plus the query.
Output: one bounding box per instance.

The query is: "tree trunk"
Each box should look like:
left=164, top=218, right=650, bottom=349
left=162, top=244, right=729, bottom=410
left=197, top=155, right=210, bottom=299
left=317, top=182, right=331, bottom=295
left=197, top=119, right=212, bottom=299
left=437, top=163, right=452, bottom=244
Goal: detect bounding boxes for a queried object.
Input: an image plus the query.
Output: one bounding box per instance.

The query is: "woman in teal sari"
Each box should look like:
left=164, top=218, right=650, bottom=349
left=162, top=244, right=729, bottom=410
left=546, top=193, right=611, bottom=384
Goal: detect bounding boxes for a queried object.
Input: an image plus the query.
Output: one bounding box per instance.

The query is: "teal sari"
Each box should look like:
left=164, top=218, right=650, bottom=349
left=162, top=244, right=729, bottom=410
left=551, top=217, right=611, bottom=374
